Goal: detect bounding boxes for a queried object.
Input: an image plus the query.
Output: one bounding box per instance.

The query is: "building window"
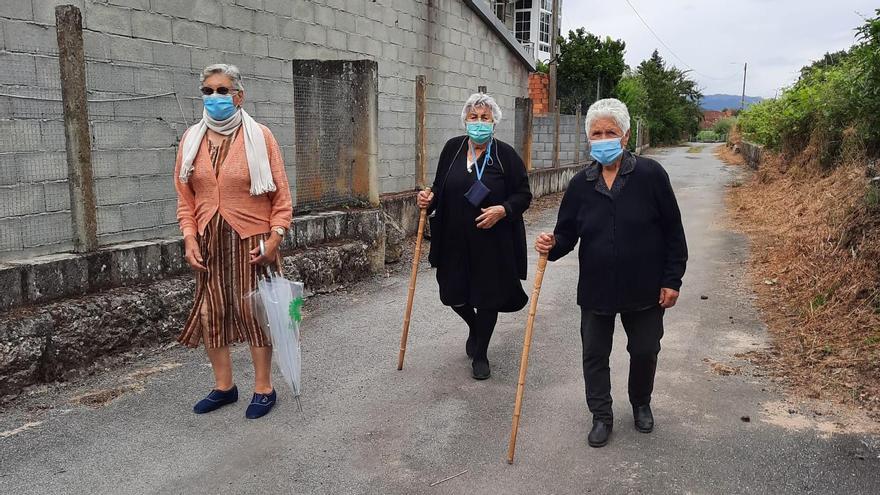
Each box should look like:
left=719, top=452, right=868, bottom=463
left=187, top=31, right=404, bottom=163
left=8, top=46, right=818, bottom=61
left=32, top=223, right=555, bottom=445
left=539, top=11, right=550, bottom=45
left=515, top=10, right=531, bottom=43
left=542, top=0, right=552, bottom=11
left=493, top=1, right=506, bottom=20
left=515, top=0, right=532, bottom=9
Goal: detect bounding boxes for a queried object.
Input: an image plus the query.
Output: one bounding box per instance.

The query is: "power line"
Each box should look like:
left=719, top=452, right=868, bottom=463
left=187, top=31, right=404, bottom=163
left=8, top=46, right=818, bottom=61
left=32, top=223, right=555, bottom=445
left=622, top=0, right=739, bottom=81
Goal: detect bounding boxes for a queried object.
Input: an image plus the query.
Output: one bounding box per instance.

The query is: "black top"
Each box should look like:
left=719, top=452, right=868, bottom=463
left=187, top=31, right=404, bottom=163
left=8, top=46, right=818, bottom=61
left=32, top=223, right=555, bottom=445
left=427, top=136, right=532, bottom=312
left=548, top=151, right=688, bottom=312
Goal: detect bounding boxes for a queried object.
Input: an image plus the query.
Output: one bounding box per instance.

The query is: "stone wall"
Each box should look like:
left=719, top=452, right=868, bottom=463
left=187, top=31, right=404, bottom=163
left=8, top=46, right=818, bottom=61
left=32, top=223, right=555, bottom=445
left=0, top=208, right=385, bottom=313
left=528, top=162, right=583, bottom=199
left=0, top=233, right=378, bottom=399
left=0, top=0, right=533, bottom=261
left=740, top=140, right=763, bottom=170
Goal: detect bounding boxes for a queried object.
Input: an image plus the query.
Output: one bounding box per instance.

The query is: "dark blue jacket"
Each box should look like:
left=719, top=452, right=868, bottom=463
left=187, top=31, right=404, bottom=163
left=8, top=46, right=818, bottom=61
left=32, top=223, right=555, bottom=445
left=548, top=152, right=688, bottom=312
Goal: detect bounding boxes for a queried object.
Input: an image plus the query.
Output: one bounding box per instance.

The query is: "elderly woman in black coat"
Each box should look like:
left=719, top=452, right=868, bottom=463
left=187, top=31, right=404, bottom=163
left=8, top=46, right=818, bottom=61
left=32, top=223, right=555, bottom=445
left=536, top=98, right=688, bottom=448
left=417, top=93, right=532, bottom=380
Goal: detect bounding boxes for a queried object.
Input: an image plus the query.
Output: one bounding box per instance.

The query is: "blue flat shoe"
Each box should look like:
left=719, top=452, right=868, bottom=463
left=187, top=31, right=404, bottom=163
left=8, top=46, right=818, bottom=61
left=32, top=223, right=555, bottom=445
left=193, top=385, right=238, bottom=414
left=245, top=389, right=277, bottom=419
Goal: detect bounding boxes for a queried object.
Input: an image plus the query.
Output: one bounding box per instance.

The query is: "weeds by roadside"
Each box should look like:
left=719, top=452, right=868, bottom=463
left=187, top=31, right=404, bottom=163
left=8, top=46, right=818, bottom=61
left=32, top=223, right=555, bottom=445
left=717, top=145, right=880, bottom=417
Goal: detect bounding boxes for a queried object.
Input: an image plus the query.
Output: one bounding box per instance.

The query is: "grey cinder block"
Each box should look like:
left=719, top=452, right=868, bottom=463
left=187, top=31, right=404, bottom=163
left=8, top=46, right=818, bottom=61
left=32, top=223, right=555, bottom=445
left=171, top=19, right=208, bottom=47
left=131, top=10, right=173, bottom=42
left=84, top=3, right=132, bottom=36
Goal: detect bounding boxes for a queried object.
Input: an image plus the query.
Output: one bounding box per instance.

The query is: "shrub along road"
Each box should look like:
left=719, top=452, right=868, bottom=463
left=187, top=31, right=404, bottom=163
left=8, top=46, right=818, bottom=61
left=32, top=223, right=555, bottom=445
left=0, top=146, right=878, bottom=494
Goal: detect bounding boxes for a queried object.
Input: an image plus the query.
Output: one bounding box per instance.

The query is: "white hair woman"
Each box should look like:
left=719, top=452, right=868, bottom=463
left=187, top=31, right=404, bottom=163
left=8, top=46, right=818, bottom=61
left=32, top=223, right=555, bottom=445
left=417, top=93, right=532, bottom=380
left=174, top=64, right=292, bottom=419
left=535, top=98, right=688, bottom=447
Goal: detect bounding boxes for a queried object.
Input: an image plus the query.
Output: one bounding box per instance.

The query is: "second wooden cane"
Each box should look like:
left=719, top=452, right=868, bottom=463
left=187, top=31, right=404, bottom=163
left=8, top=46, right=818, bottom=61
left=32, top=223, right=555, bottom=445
left=506, top=253, right=549, bottom=464
left=397, top=189, right=431, bottom=370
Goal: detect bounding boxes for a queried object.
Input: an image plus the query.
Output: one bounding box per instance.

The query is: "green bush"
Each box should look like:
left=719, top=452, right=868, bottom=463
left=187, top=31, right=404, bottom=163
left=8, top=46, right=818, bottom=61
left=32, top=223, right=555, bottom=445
left=712, top=117, right=736, bottom=138
left=738, top=10, right=880, bottom=165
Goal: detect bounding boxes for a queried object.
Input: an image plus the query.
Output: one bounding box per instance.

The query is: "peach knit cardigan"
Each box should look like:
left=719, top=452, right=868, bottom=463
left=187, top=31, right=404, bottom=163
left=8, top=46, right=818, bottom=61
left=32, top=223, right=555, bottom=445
left=174, top=124, right=292, bottom=239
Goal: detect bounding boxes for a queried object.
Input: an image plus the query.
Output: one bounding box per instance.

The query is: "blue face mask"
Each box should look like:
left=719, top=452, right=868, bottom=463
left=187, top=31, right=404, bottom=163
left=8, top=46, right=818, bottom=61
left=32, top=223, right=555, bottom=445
left=466, top=122, right=494, bottom=145
left=202, top=94, right=237, bottom=121
left=590, top=138, right=624, bottom=165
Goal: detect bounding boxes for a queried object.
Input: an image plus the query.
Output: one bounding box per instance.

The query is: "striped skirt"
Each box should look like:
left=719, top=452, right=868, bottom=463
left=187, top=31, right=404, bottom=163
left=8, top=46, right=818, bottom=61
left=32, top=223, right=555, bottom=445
left=178, top=214, right=281, bottom=349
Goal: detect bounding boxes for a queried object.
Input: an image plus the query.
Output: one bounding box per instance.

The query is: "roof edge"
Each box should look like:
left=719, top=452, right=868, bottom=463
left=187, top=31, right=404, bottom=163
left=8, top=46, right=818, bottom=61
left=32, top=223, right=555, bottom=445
left=461, top=0, right=537, bottom=72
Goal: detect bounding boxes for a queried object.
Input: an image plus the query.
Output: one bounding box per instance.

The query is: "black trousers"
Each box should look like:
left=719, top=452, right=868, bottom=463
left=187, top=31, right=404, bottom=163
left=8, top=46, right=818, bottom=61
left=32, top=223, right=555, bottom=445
left=580, top=305, right=665, bottom=424
left=451, top=305, right=498, bottom=361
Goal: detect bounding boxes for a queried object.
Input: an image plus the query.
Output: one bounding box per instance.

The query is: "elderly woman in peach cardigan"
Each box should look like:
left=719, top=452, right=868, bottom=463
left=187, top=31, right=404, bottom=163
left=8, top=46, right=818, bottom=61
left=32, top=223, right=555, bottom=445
left=174, top=64, right=292, bottom=420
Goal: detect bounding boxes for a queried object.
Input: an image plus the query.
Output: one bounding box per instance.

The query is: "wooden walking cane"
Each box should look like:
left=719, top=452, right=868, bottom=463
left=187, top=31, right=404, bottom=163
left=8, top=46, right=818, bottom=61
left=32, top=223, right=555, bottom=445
left=506, top=253, right=549, bottom=464
left=397, top=187, right=431, bottom=370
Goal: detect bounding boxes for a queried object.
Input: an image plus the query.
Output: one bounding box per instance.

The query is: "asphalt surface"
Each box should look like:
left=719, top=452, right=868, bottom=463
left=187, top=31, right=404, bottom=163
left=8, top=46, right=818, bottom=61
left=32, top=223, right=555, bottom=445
left=2, top=145, right=879, bottom=494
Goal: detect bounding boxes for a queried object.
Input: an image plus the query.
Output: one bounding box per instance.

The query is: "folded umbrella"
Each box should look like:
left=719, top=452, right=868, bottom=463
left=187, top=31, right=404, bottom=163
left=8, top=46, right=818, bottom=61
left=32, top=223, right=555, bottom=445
left=248, top=240, right=304, bottom=411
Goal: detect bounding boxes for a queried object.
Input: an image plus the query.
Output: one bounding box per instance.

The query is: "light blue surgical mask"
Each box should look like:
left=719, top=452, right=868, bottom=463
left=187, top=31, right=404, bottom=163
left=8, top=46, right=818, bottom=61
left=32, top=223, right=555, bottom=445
left=466, top=122, right=494, bottom=145
left=202, top=94, right=237, bottom=121
left=590, top=138, right=624, bottom=165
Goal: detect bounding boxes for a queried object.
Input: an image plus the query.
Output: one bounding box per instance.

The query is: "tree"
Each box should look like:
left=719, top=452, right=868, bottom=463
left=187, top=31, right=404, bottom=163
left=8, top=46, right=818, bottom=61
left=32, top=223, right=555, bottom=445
left=628, top=50, right=703, bottom=145
left=556, top=28, right=627, bottom=113
left=614, top=70, right=648, bottom=120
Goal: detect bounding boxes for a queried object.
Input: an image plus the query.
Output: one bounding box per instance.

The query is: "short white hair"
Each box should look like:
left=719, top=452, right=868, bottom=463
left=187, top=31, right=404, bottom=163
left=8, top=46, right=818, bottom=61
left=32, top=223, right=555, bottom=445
left=461, top=93, right=502, bottom=128
left=200, top=63, right=244, bottom=91
left=585, top=98, right=631, bottom=135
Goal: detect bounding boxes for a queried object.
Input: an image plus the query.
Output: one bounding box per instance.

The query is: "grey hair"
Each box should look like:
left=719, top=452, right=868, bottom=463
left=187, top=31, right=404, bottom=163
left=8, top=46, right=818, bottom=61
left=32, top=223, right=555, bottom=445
left=461, top=93, right=502, bottom=128
left=585, top=98, right=631, bottom=135
left=200, top=63, right=244, bottom=91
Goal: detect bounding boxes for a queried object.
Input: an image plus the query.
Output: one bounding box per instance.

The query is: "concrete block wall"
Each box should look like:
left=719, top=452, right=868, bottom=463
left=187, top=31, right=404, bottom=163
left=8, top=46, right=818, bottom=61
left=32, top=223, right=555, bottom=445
left=0, top=0, right=530, bottom=261
left=531, top=114, right=588, bottom=169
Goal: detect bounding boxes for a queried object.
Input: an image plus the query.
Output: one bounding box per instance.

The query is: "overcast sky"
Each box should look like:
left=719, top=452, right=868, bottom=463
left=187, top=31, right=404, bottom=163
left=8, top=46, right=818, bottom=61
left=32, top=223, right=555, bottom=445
left=561, top=0, right=876, bottom=98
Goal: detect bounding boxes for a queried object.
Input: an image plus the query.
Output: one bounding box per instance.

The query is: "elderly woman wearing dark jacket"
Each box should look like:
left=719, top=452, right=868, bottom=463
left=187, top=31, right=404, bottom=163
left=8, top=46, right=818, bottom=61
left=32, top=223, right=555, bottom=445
left=417, top=93, right=532, bottom=380
left=536, top=98, right=688, bottom=448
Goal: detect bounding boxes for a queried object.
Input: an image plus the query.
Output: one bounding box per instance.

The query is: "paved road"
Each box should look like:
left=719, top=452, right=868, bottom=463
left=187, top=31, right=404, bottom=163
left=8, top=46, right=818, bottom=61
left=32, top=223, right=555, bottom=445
left=2, top=145, right=879, bottom=494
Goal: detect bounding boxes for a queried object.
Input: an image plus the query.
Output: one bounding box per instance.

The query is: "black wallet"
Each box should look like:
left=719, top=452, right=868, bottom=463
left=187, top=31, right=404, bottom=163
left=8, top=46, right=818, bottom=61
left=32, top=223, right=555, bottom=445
left=464, top=180, right=490, bottom=207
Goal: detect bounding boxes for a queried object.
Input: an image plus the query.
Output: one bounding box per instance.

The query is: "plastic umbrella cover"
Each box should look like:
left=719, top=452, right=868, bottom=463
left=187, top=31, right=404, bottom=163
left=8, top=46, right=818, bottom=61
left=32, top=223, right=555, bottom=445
left=246, top=241, right=304, bottom=410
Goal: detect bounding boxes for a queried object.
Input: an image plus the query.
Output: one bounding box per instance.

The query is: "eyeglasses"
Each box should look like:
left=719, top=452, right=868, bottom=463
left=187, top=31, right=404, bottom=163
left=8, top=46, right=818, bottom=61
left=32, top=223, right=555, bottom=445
left=200, top=86, right=239, bottom=96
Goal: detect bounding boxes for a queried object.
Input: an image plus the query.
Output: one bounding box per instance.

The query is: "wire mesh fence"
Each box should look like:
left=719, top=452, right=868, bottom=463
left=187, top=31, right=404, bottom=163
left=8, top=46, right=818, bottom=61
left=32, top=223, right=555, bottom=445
left=0, top=57, right=74, bottom=260
left=292, top=74, right=359, bottom=212
left=2, top=41, right=370, bottom=260
left=87, top=63, right=191, bottom=246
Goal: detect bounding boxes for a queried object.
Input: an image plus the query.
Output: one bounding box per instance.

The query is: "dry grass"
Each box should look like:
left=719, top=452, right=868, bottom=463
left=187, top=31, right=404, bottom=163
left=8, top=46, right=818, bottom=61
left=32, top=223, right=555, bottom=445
left=716, top=143, right=745, bottom=167
left=719, top=144, right=880, bottom=414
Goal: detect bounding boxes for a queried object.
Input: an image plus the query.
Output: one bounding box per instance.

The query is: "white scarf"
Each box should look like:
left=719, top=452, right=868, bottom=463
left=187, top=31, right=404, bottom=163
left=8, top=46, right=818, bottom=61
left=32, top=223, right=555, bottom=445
left=178, top=108, right=276, bottom=196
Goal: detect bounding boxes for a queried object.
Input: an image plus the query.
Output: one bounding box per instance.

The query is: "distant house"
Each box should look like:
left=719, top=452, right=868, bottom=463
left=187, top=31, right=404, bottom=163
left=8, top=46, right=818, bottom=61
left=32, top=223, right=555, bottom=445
left=701, top=109, right=735, bottom=130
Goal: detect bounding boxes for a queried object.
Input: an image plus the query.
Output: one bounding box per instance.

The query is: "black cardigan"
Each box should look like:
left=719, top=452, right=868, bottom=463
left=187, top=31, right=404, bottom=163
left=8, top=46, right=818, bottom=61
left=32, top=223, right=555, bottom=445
left=428, top=136, right=532, bottom=280
left=548, top=152, right=688, bottom=312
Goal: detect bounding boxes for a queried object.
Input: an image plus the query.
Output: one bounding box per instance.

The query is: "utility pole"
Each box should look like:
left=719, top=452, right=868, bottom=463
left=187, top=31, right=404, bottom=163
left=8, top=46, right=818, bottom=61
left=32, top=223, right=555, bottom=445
left=548, top=0, right=560, bottom=113
left=596, top=74, right=600, bottom=102
left=740, top=62, right=748, bottom=111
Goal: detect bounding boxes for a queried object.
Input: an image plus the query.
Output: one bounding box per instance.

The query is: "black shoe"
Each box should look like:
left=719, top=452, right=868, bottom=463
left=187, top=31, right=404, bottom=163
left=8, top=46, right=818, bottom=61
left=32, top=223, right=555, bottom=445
left=471, top=358, right=491, bottom=380
left=633, top=404, right=654, bottom=433
left=465, top=335, right=477, bottom=358
left=588, top=420, right=613, bottom=448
